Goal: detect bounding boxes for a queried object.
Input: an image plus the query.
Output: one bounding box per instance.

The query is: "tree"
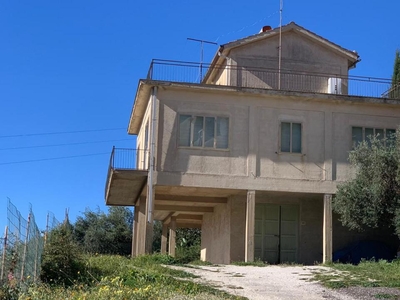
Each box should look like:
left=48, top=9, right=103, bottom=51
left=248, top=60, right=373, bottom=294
left=333, top=132, right=400, bottom=237
left=390, top=49, right=400, bottom=99
left=73, top=207, right=133, bottom=255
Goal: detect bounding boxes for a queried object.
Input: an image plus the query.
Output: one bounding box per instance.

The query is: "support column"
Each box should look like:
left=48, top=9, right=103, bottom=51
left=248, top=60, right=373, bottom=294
left=136, top=196, right=147, bottom=255
left=323, top=194, right=333, bottom=263
left=245, top=190, right=255, bottom=262
left=160, top=223, right=168, bottom=254
left=131, top=205, right=139, bottom=257
left=168, top=217, right=177, bottom=257
left=145, top=185, right=155, bottom=254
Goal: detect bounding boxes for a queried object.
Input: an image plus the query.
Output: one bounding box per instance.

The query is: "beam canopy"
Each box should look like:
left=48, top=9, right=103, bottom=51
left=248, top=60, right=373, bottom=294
left=155, top=205, right=213, bottom=213
left=155, top=194, right=227, bottom=204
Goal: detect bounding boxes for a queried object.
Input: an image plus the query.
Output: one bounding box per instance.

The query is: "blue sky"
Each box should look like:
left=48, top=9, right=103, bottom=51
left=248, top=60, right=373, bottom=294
left=1, top=0, right=399, bottom=231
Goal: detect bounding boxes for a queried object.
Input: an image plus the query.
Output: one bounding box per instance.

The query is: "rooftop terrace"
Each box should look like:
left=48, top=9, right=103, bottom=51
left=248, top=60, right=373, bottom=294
left=147, top=59, right=400, bottom=100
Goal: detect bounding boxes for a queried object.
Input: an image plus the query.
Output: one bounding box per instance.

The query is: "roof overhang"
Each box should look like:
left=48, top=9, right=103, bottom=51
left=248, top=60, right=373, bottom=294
left=127, top=80, right=153, bottom=135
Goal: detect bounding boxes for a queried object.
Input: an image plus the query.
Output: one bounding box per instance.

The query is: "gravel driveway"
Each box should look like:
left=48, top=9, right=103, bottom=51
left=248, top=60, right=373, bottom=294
left=168, top=264, right=400, bottom=300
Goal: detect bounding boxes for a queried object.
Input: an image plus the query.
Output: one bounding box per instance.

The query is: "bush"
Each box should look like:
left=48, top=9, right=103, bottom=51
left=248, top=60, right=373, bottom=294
left=40, top=225, right=86, bottom=286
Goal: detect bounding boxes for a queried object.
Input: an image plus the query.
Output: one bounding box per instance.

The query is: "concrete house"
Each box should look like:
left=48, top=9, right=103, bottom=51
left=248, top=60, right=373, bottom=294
left=104, top=22, right=399, bottom=264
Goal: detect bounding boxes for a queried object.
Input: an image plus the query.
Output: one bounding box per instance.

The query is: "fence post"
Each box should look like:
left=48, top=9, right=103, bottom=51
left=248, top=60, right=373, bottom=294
left=33, top=236, right=40, bottom=282
left=44, top=212, right=49, bottom=246
left=0, top=226, right=8, bottom=281
left=20, top=213, right=31, bottom=282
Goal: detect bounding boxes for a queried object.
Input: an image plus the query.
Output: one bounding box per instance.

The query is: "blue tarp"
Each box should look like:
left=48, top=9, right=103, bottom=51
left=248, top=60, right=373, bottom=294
left=333, top=240, right=396, bottom=264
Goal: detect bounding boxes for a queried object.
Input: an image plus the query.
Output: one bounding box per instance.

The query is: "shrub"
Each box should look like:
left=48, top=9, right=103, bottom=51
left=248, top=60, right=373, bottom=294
left=40, top=225, right=86, bottom=286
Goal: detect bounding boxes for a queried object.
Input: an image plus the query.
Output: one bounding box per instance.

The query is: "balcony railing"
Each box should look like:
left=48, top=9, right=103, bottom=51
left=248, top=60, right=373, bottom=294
left=105, top=147, right=149, bottom=197
left=147, top=59, right=400, bottom=100
left=107, top=147, right=149, bottom=171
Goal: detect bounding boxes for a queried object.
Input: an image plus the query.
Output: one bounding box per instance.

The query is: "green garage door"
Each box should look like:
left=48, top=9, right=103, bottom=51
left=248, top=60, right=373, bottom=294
left=254, top=204, right=298, bottom=264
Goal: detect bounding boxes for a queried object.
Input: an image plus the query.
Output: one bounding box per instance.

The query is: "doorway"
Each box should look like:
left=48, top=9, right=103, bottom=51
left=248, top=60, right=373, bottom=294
left=254, top=204, right=298, bottom=264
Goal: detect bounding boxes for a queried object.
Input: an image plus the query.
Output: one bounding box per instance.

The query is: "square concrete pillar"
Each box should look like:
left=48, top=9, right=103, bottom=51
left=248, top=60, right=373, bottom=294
left=145, top=185, right=155, bottom=254
left=169, top=217, right=177, bottom=257
left=161, top=223, right=168, bottom=254
left=323, top=194, right=333, bottom=263
left=245, top=190, right=255, bottom=262
left=131, top=205, right=139, bottom=257
left=136, top=196, right=147, bottom=255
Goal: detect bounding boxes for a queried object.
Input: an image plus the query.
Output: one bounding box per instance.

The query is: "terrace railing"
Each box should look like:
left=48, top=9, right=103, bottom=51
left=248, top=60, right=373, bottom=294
left=147, top=59, right=399, bottom=100
left=105, top=147, right=149, bottom=197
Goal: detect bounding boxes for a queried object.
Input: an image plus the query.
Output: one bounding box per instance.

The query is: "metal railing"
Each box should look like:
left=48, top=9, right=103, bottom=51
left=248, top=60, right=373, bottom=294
left=107, top=147, right=149, bottom=171
left=147, top=59, right=400, bottom=100
left=105, top=147, right=149, bottom=197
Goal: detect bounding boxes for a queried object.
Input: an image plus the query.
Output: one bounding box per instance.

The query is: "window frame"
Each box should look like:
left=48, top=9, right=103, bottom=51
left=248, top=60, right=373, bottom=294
left=279, top=121, right=303, bottom=154
left=351, top=126, right=396, bottom=148
left=177, top=114, right=230, bottom=150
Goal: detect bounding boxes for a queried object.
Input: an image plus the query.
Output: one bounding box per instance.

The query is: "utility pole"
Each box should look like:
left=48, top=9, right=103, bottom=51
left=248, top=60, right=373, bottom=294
left=187, top=38, right=218, bottom=82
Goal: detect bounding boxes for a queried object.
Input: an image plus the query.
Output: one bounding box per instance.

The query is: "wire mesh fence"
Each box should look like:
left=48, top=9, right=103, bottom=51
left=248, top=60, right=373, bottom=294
left=0, top=199, right=60, bottom=288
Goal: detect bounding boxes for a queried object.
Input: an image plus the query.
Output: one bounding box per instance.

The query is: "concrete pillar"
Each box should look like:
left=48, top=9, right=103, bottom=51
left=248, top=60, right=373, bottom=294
left=324, top=111, right=334, bottom=180
left=145, top=185, right=155, bottom=254
left=245, top=190, right=255, bottom=262
left=323, top=194, right=333, bottom=263
left=161, top=223, right=168, bottom=254
left=136, top=196, right=147, bottom=255
left=168, top=217, right=177, bottom=257
left=131, top=205, right=139, bottom=257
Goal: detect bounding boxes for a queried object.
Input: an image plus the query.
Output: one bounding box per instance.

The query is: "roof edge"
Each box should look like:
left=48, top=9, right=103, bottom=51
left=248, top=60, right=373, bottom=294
left=127, top=80, right=152, bottom=135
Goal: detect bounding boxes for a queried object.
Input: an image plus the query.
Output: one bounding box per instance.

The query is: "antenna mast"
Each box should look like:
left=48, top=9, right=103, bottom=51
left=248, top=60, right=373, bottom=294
left=278, top=0, right=283, bottom=90
left=187, top=38, right=218, bottom=82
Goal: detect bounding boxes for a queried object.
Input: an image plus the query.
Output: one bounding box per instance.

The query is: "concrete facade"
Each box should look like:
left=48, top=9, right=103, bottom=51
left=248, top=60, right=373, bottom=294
left=107, top=22, right=400, bottom=264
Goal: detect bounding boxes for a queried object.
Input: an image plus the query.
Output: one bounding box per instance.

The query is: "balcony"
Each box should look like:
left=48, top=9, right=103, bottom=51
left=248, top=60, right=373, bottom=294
left=105, top=147, right=148, bottom=206
left=147, top=59, right=400, bottom=100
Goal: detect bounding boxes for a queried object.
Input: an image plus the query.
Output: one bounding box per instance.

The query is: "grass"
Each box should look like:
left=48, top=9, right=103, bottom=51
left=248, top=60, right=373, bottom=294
left=311, top=259, right=400, bottom=289
left=231, top=259, right=268, bottom=267
left=17, top=254, right=246, bottom=300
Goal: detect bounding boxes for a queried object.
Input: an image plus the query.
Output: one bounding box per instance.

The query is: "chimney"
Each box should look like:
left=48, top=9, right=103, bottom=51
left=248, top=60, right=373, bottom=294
left=259, top=25, right=272, bottom=33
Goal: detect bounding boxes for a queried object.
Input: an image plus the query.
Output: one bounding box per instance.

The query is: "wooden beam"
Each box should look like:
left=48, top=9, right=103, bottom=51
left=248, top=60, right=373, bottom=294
left=155, top=205, right=213, bottom=213
left=155, top=194, right=227, bottom=204
left=323, top=194, right=333, bottom=263
left=245, top=190, right=255, bottom=262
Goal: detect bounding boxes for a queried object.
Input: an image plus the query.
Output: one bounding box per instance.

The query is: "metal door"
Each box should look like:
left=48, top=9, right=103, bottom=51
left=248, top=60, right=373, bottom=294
left=254, top=204, right=298, bottom=263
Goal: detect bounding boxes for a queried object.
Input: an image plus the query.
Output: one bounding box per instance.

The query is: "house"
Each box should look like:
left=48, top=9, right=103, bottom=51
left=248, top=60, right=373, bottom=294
left=104, top=22, right=399, bottom=264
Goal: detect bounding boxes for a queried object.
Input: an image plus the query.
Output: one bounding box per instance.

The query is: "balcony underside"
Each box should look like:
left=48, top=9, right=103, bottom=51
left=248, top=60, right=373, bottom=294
left=153, top=186, right=243, bottom=228
left=105, top=169, right=148, bottom=206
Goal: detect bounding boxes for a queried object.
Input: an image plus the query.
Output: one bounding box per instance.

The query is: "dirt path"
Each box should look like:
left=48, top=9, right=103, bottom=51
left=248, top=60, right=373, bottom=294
left=168, top=265, right=356, bottom=300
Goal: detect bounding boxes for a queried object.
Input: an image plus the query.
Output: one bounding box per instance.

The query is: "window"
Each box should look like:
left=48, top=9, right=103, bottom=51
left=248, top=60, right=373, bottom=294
left=280, top=122, right=302, bottom=153
left=179, top=114, right=229, bottom=149
left=352, top=127, right=395, bottom=148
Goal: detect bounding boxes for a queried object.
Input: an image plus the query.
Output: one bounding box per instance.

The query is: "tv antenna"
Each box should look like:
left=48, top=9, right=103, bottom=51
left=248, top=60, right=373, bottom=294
left=278, top=0, right=283, bottom=90
left=187, top=38, right=218, bottom=82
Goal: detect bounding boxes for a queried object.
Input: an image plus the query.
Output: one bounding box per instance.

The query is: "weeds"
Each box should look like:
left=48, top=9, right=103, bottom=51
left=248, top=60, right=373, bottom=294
left=18, top=254, right=244, bottom=299
left=231, top=259, right=267, bottom=267
left=312, top=259, right=400, bottom=289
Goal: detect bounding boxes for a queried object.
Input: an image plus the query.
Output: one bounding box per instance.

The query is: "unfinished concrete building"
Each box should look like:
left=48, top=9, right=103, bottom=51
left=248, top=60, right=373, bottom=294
left=104, top=22, right=399, bottom=264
